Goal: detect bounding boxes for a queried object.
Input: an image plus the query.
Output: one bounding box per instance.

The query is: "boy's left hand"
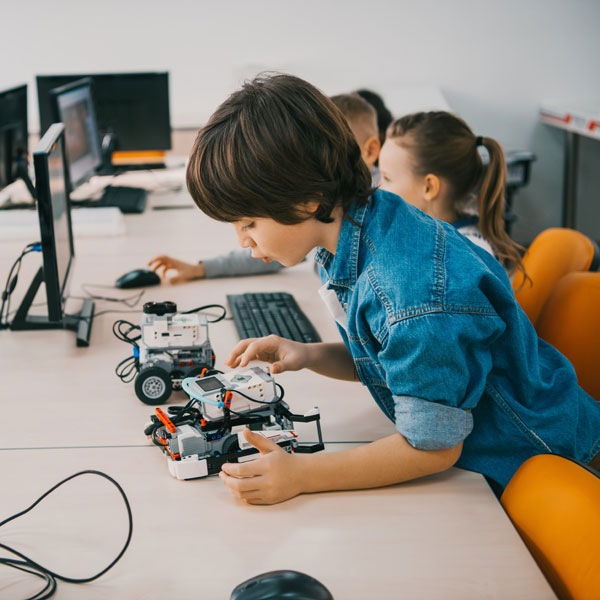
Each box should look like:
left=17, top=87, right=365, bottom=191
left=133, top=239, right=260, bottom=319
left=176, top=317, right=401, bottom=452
left=219, top=429, right=304, bottom=505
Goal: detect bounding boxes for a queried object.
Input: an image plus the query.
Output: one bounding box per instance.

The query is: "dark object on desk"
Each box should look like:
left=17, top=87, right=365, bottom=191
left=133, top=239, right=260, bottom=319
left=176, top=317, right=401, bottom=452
left=72, top=185, right=147, bottom=214
left=227, top=292, right=321, bottom=343
left=115, top=269, right=161, bottom=289
left=10, top=124, right=94, bottom=347
left=231, top=570, right=334, bottom=600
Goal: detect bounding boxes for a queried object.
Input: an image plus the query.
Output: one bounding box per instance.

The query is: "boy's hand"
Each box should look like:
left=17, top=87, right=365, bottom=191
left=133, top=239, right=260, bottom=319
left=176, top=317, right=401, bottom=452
left=225, top=335, right=311, bottom=374
left=147, top=255, right=205, bottom=284
left=219, top=429, right=305, bottom=505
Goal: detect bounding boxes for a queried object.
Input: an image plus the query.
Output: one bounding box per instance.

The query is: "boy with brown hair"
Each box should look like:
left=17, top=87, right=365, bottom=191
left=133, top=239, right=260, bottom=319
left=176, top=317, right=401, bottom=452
left=183, top=73, right=600, bottom=505
left=148, top=92, right=380, bottom=283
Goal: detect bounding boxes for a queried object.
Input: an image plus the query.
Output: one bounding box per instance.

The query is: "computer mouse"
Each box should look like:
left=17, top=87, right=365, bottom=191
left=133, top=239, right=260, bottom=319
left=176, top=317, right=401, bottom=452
left=115, top=269, right=161, bottom=289
left=230, top=570, right=333, bottom=600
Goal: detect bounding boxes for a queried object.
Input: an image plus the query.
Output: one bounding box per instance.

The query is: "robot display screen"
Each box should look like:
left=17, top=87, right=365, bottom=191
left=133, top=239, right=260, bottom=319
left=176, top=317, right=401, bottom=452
left=195, top=377, right=223, bottom=392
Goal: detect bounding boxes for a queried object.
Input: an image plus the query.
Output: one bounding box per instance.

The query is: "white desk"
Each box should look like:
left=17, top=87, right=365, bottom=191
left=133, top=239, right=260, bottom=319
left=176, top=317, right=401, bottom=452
left=0, top=186, right=555, bottom=598
left=539, top=100, right=600, bottom=228
left=0, top=447, right=553, bottom=600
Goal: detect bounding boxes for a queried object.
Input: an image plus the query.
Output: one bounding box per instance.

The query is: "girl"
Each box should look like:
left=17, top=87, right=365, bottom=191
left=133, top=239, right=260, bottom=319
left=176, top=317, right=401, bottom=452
left=379, top=112, right=524, bottom=276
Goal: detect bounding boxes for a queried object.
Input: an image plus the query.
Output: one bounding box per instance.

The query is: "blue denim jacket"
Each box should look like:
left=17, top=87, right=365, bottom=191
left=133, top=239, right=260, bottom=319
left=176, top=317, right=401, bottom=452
left=315, top=189, right=600, bottom=490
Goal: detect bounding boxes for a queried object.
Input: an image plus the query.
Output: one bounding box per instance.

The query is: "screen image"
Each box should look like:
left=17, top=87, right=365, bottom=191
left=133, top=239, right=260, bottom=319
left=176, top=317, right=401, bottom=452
left=196, top=377, right=224, bottom=393
left=56, top=87, right=100, bottom=188
left=48, top=140, right=72, bottom=294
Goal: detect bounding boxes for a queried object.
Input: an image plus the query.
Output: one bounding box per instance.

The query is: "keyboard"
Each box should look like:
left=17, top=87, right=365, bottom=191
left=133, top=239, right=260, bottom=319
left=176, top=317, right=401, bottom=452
left=227, top=292, right=321, bottom=343
left=72, top=186, right=147, bottom=214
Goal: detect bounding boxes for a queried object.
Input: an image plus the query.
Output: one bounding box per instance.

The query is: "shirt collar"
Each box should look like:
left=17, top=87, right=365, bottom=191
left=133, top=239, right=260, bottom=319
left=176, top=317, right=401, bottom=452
left=314, top=200, right=369, bottom=288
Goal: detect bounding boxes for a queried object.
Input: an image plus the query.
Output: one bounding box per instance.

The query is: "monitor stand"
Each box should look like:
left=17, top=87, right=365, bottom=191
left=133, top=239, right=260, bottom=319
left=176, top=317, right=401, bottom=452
left=10, top=267, right=95, bottom=347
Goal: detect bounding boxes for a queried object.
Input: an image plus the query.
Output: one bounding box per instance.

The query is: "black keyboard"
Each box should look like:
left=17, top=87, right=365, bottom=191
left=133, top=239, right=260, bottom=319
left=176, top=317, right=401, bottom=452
left=72, top=186, right=147, bottom=214
left=227, top=292, right=321, bottom=343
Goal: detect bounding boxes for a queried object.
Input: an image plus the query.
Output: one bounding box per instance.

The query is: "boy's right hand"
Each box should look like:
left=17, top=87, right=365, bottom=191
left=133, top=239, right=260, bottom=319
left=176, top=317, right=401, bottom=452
left=148, top=255, right=205, bottom=284
left=225, top=335, right=311, bottom=374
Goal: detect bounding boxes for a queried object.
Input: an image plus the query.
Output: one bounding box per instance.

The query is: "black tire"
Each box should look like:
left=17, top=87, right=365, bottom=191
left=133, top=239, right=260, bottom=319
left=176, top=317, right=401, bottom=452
left=185, top=364, right=212, bottom=379
left=221, top=434, right=240, bottom=455
left=135, top=367, right=172, bottom=405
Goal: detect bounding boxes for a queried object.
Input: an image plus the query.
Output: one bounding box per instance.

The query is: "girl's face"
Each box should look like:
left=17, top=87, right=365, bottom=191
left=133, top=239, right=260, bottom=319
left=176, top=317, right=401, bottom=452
left=379, top=138, right=428, bottom=212
left=232, top=214, right=322, bottom=267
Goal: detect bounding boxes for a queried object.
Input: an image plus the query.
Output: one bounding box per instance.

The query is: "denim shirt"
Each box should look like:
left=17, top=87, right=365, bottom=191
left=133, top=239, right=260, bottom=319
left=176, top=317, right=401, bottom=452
left=315, top=189, right=600, bottom=490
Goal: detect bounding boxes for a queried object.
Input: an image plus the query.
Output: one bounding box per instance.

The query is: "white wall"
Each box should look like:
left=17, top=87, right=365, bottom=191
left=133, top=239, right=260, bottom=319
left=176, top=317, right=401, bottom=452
left=2, top=0, right=599, bottom=243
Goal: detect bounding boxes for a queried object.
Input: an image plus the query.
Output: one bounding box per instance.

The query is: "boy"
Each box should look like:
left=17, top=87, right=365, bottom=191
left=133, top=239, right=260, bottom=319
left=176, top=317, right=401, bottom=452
left=148, top=93, right=381, bottom=283
left=186, top=73, right=600, bottom=505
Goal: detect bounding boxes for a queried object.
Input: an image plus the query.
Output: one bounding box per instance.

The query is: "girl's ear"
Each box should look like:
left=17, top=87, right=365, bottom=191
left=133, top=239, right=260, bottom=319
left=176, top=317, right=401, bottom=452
left=423, top=174, right=441, bottom=202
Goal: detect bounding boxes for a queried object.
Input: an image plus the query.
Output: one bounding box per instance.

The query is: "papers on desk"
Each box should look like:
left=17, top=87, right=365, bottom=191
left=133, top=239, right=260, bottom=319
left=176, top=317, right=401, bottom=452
left=0, top=179, right=35, bottom=208
left=0, top=207, right=126, bottom=239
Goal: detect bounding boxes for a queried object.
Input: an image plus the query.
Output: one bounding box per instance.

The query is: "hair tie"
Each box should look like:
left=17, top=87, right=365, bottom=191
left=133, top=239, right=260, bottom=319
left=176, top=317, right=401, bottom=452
left=475, top=136, right=484, bottom=147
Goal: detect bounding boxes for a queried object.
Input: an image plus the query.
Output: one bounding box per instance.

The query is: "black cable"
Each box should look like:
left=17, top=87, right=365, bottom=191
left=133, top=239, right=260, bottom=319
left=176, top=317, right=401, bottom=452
left=0, top=242, right=40, bottom=329
left=181, top=303, right=227, bottom=323
left=0, top=470, right=133, bottom=599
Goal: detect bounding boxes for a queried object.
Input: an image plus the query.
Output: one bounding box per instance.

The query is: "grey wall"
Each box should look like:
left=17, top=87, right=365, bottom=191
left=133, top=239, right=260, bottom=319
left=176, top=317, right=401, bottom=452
left=2, top=0, right=599, bottom=244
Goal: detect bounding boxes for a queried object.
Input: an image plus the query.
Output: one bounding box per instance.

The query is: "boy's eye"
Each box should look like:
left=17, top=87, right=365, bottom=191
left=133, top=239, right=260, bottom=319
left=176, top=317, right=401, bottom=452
left=241, top=222, right=255, bottom=232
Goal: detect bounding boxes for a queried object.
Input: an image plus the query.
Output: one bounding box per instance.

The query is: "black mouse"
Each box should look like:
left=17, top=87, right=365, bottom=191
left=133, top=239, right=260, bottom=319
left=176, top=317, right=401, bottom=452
left=230, top=570, right=333, bottom=600
left=115, top=269, right=161, bottom=289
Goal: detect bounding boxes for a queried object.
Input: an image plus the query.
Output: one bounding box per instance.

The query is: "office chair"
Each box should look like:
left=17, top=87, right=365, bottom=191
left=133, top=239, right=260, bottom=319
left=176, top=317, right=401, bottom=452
left=535, top=272, right=600, bottom=401
left=512, top=228, right=599, bottom=327
left=501, top=454, right=600, bottom=600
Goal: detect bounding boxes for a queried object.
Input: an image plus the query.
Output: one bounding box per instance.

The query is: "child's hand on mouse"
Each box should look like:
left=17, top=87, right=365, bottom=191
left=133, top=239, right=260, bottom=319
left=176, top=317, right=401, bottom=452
left=225, top=335, right=312, bottom=374
left=148, top=255, right=205, bottom=284
left=219, top=428, right=306, bottom=504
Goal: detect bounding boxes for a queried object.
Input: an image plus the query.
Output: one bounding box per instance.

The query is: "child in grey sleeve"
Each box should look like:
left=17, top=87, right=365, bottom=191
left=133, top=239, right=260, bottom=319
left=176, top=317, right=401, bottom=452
left=148, top=93, right=382, bottom=284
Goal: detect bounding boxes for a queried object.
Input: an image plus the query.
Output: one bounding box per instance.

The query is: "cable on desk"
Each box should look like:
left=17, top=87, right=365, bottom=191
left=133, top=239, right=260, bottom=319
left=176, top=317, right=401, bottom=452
left=0, top=470, right=133, bottom=600
left=0, top=241, right=41, bottom=330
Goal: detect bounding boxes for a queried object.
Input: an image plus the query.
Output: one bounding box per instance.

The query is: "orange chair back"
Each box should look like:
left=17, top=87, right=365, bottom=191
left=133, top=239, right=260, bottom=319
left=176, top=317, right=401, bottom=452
left=536, top=272, right=600, bottom=400
left=513, top=228, right=598, bottom=326
left=501, top=454, right=600, bottom=600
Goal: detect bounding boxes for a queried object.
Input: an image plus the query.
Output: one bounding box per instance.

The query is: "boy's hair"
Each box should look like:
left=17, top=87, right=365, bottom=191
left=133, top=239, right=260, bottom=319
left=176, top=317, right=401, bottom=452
left=388, top=111, right=525, bottom=276
left=186, top=74, right=372, bottom=225
left=355, top=89, right=393, bottom=144
left=330, top=93, right=378, bottom=145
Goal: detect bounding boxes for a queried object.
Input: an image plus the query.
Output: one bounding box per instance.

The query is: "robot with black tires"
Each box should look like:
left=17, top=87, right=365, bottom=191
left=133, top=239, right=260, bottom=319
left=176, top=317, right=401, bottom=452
left=114, top=301, right=216, bottom=405
left=144, top=366, right=324, bottom=479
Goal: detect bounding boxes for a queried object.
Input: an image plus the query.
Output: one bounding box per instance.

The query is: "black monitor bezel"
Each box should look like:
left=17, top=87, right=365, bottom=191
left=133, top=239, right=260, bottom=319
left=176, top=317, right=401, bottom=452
left=0, top=84, right=28, bottom=190
left=33, top=123, right=75, bottom=322
left=49, top=77, right=101, bottom=190
left=36, top=72, right=171, bottom=151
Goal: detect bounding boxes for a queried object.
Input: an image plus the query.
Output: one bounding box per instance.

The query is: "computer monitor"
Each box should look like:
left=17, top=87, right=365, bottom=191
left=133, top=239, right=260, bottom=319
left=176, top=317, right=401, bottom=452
left=0, top=84, right=35, bottom=197
left=37, top=72, right=171, bottom=152
left=50, top=78, right=101, bottom=190
left=10, top=123, right=94, bottom=346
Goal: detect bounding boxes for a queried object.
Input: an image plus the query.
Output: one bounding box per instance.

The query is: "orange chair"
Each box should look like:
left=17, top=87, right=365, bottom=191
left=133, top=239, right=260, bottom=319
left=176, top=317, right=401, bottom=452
left=513, top=228, right=599, bottom=327
left=501, top=454, right=600, bottom=600
left=535, top=272, right=600, bottom=400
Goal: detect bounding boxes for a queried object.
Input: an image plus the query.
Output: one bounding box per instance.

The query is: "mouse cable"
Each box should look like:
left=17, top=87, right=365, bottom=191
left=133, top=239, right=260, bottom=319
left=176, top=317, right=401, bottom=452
left=70, top=284, right=145, bottom=308
left=0, top=470, right=133, bottom=600
left=182, top=303, right=227, bottom=323
left=0, top=242, right=41, bottom=330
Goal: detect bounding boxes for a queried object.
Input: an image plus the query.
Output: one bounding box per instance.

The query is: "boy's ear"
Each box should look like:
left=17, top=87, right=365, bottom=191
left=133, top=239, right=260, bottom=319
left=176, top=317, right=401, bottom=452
left=302, top=199, right=322, bottom=215
left=423, top=174, right=441, bottom=202
left=362, top=136, right=381, bottom=169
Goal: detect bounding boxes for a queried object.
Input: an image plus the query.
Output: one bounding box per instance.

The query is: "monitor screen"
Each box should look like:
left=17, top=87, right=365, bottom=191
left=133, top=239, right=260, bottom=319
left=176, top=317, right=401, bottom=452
left=0, top=84, right=28, bottom=190
left=33, top=123, right=74, bottom=322
left=52, top=79, right=101, bottom=189
left=37, top=72, right=171, bottom=151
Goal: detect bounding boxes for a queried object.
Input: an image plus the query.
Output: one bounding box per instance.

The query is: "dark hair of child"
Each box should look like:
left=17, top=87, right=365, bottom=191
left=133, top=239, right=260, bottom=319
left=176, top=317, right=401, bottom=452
left=355, top=89, right=394, bottom=144
left=186, top=74, right=372, bottom=226
left=388, top=111, right=525, bottom=275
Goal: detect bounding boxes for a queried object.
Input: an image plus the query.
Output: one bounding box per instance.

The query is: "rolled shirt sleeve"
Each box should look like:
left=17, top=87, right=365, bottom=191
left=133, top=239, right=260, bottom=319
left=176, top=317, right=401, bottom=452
left=378, top=311, right=505, bottom=450
left=394, top=395, right=473, bottom=450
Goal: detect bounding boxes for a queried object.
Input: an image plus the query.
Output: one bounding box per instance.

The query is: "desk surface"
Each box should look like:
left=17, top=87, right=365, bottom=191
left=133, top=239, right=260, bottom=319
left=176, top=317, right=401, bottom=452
left=0, top=185, right=555, bottom=598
